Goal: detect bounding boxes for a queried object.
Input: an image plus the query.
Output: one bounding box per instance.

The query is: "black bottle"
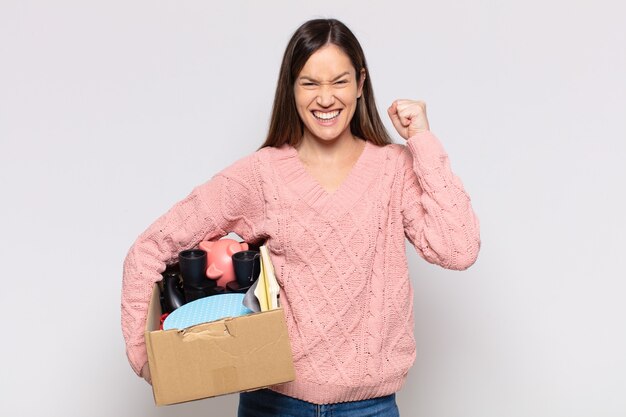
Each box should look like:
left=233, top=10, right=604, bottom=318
left=179, top=249, right=217, bottom=302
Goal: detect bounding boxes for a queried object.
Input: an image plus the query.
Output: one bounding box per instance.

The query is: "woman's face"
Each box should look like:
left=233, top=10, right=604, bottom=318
left=294, top=44, right=364, bottom=145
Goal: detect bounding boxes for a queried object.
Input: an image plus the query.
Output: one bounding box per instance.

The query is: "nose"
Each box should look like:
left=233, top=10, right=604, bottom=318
left=316, top=85, right=335, bottom=108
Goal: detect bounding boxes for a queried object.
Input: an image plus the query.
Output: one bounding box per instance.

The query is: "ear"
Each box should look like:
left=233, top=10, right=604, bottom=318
left=227, top=243, right=241, bottom=256
left=199, top=241, right=214, bottom=253
left=357, top=68, right=366, bottom=98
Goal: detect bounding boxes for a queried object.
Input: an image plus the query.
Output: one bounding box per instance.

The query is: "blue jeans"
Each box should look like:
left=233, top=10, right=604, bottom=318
left=238, top=388, right=400, bottom=417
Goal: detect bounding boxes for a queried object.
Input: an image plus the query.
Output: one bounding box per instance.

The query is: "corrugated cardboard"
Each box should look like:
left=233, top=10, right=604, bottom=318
left=144, top=283, right=295, bottom=406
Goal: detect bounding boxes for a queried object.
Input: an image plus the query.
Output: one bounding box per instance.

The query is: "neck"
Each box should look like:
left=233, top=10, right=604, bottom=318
left=297, top=131, right=363, bottom=166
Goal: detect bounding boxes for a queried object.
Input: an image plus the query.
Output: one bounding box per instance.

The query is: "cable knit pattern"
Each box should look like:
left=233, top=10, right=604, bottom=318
left=121, top=131, right=480, bottom=404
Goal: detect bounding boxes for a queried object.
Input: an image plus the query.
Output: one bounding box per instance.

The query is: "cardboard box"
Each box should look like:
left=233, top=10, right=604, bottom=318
left=144, top=283, right=295, bottom=406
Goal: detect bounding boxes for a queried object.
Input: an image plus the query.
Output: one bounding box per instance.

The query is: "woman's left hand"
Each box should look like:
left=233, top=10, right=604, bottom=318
left=387, top=99, right=430, bottom=140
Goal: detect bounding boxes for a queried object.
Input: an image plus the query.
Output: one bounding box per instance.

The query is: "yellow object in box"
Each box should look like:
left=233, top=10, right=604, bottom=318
left=254, top=245, right=280, bottom=311
left=144, top=283, right=295, bottom=406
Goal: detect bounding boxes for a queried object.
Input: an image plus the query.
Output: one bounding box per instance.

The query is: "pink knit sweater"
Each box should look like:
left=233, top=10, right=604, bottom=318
left=121, top=131, right=480, bottom=404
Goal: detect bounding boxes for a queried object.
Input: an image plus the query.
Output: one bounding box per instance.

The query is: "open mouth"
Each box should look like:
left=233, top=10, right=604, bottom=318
left=312, top=110, right=341, bottom=121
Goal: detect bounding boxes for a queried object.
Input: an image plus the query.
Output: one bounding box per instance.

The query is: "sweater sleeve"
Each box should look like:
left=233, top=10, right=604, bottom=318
left=121, top=153, right=266, bottom=376
left=400, top=131, right=480, bottom=270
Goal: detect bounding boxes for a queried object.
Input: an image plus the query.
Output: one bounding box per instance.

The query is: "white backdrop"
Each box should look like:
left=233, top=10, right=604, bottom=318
left=1, top=1, right=625, bottom=416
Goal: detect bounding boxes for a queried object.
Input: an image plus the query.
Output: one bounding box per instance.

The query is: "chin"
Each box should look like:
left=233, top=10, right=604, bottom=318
left=304, top=122, right=351, bottom=143
left=308, top=130, right=347, bottom=143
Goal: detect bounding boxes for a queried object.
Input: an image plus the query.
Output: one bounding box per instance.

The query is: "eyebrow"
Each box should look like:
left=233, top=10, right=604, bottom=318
left=298, top=71, right=351, bottom=82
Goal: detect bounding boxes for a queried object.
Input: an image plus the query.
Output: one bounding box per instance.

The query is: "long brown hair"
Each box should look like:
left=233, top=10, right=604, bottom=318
left=260, top=19, right=392, bottom=148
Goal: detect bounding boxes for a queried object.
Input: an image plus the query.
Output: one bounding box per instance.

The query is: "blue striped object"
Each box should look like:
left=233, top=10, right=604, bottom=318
left=163, top=293, right=252, bottom=330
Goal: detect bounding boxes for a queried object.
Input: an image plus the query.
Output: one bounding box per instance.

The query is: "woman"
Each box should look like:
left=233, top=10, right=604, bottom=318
left=122, top=18, right=480, bottom=416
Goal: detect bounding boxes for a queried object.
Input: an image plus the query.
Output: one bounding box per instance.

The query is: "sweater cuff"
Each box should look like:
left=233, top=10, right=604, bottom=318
left=405, top=131, right=452, bottom=193
left=406, top=131, right=447, bottom=168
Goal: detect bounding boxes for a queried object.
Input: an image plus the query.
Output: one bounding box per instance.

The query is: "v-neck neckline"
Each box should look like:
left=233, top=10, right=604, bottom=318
left=296, top=139, right=368, bottom=195
left=273, top=140, right=380, bottom=218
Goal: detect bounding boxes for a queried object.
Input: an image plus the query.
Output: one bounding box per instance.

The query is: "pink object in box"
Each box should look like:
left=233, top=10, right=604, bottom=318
left=198, top=238, right=249, bottom=287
